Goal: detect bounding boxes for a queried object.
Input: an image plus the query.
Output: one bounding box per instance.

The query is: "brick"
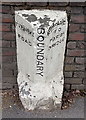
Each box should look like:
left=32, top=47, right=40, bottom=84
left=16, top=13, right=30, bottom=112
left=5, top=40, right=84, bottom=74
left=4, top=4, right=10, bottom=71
left=2, top=69, right=14, bottom=77
left=0, top=24, right=2, bottom=32
left=14, top=6, right=26, bottom=10
left=0, top=63, right=2, bottom=69
left=0, top=24, right=11, bottom=32
left=2, top=56, right=17, bottom=63
left=10, top=41, right=16, bottom=47
left=0, top=32, right=2, bottom=39
left=2, top=40, right=11, bottom=48
left=64, top=72, right=73, bottom=77
left=82, top=78, right=86, bottom=85
left=69, top=33, right=84, bottom=40
left=2, top=48, right=16, bottom=56
left=84, top=7, right=86, bottom=15
left=0, top=82, right=1, bottom=89
left=0, top=5, right=2, bottom=13
left=75, top=65, right=85, bottom=71
left=2, top=83, right=18, bottom=90
left=0, top=6, right=11, bottom=14
left=64, top=84, right=71, bottom=90
left=2, top=69, right=17, bottom=77
left=2, top=62, right=17, bottom=70
left=2, top=14, right=14, bottom=23
left=71, top=84, right=84, bottom=90
left=0, top=14, right=2, bottom=23
left=65, top=65, right=85, bottom=71
left=14, top=6, right=30, bottom=16
left=70, top=2, right=86, bottom=7
left=80, top=24, right=86, bottom=33
left=69, top=24, right=80, bottom=33
left=27, top=2, right=48, bottom=6
left=75, top=57, right=85, bottom=64
left=65, top=65, right=76, bottom=71
left=71, top=15, right=85, bottom=23
left=65, top=57, right=74, bottom=64
left=0, top=56, right=2, bottom=63
left=11, top=24, right=15, bottom=32
left=0, top=67, right=2, bottom=72
left=71, top=7, right=83, bottom=14
left=67, top=50, right=85, bottom=57
left=65, top=78, right=82, bottom=84
left=0, top=48, right=2, bottom=55
left=2, top=32, right=15, bottom=40
left=12, top=56, right=17, bottom=62
left=49, top=1, right=69, bottom=6
left=47, top=6, right=67, bottom=11
left=67, top=42, right=76, bottom=49
left=13, top=69, right=18, bottom=76
left=2, top=2, right=24, bottom=6
left=2, top=56, right=13, bottom=63
left=74, top=72, right=85, bottom=78
left=0, top=40, right=2, bottom=47
left=76, top=42, right=86, bottom=49
left=2, top=77, right=17, bottom=84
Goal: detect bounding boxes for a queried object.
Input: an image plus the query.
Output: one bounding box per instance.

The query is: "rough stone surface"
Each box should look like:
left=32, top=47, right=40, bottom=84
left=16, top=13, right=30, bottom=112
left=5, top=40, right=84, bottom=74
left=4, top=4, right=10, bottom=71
left=15, top=10, right=68, bottom=110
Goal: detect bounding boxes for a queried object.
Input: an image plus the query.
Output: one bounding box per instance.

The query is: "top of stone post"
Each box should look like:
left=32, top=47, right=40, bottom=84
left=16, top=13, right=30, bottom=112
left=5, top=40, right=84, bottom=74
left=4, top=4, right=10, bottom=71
left=15, top=10, right=67, bottom=28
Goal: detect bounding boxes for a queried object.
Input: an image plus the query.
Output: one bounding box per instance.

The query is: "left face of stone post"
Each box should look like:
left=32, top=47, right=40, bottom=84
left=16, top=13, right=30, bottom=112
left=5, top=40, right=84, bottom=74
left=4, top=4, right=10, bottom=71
left=15, top=10, right=68, bottom=110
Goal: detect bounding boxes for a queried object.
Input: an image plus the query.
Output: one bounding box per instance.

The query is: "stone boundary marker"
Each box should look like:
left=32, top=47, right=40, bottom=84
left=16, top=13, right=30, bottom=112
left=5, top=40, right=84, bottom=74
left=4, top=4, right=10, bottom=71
left=15, top=9, right=68, bottom=110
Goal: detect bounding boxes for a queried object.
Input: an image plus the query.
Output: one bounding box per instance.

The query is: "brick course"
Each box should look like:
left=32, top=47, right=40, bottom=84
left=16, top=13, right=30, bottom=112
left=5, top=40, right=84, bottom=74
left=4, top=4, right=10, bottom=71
left=67, top=50, right=85, bottom=56
left=69, top=33, right=84, bottom=41
left=1, top=2, right=86, bottom=90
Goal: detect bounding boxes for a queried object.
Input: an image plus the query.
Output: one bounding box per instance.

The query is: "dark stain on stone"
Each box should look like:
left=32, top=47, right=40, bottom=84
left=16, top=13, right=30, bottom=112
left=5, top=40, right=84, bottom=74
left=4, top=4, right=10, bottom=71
left=18, top=34, right=20, bottom=38
left=29, top=88, right=31, bottom=91
left=39, top=24, right=45, bottom=28
left=38, top=15, right=50, bottom=27
left=22, top=14, right=29, bottom=17
left=52, top=19, right=56, bottom=22
left=25, top=40, right=28, bottom=43
left=28, top=41, right=32, bottom=46
left=55, top=96, right=58, bottom=98
left=26, top=14, right=37, bottom=22
left=54, top=29, right=57, bottom=33
left=49, top=46, right=52, bottom=49
left=25, top=91, right=30, bottom=95
left=29, top=32, right=32, bottom=34
left=25, top=82, right=28, bottom=86
left=27, top=74, right=30, bottom=78
left=20, top=86, right=24, bottom=94
left=61, top=76, right=63, bottom=80
left=22, top=89, right=30, bottom=96
left=21, top=37, right=24, bottom=41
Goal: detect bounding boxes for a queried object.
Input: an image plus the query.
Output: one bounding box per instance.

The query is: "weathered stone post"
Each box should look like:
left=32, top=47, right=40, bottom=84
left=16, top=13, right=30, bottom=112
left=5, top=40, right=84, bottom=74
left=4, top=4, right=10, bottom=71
left=15, top=10, right=68, bottom=110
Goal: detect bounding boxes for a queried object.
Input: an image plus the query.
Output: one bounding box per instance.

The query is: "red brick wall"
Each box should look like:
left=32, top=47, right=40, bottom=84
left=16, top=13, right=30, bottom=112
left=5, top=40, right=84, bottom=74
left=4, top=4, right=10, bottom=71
left=1, top=2, right=86, bottom=90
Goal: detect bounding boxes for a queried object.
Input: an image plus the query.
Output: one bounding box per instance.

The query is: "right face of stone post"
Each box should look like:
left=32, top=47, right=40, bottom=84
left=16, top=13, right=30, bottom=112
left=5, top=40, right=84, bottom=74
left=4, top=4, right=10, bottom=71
left=15, top=10, right=68, bottom=110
